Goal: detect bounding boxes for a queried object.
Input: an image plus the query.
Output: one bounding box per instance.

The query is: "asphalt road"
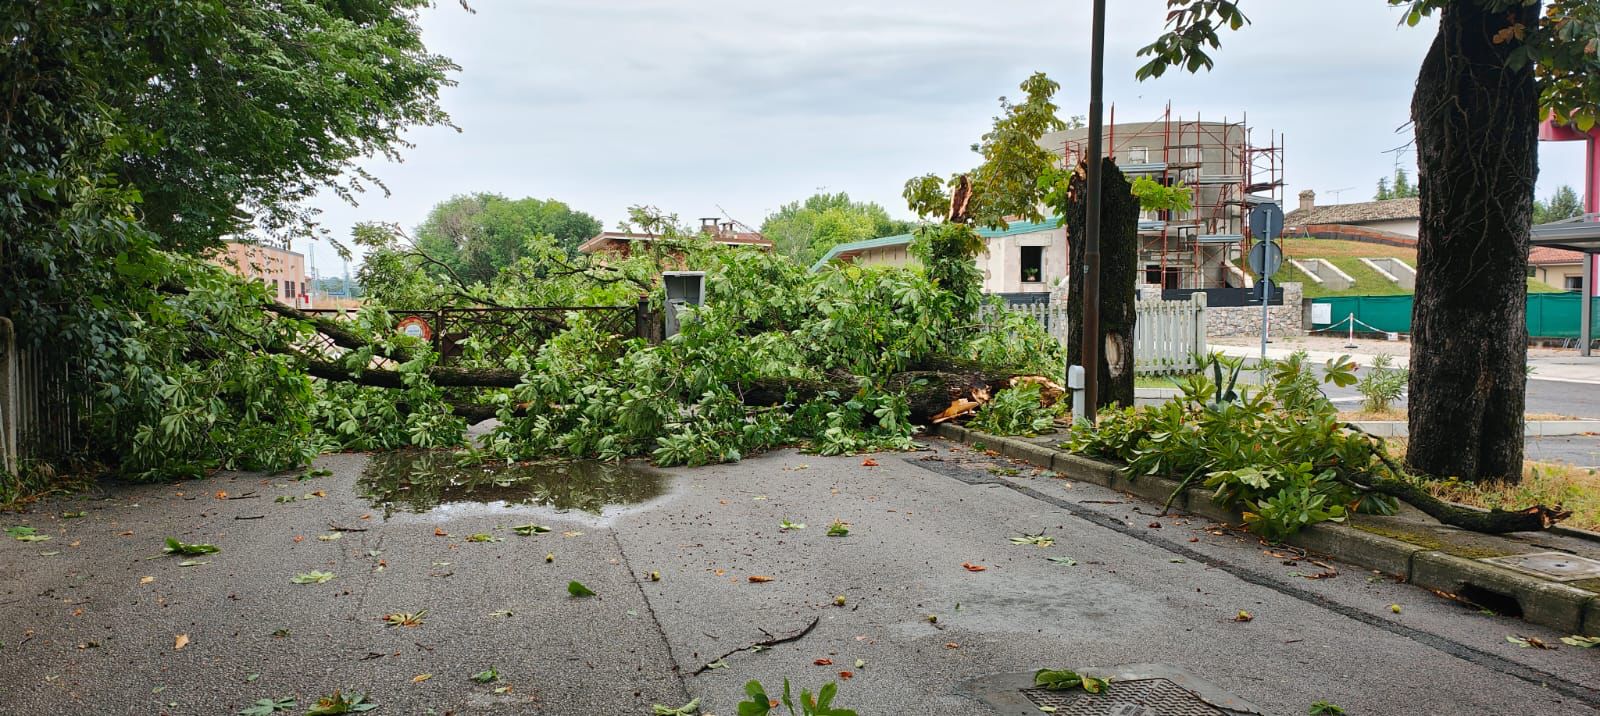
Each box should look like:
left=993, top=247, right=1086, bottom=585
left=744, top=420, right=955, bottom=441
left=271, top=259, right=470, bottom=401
left=2, top=444, right=1597, bottom=715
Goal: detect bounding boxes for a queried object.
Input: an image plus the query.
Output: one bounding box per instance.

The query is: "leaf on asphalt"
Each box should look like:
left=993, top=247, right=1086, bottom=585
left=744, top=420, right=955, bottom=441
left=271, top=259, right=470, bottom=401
left=567, top=581, right=596, bottom=598
left=317, top=533, right=341, bottom=541
left=838, top=671, right=854, bottom=680
left=291, top=570, right=335, bottom=584
left=1234, top=610, right=1253, bottom=622
left=962, top=562, right=987, bottom=572
left=512, top=524, right=550, bottom=536
left=490, top=609, right=514, bottom=618
left=410, top=673, right=431, bottom=683
left=1507, top=635, right=1556, bottom=649
left=944, top=642, right=960, bottom=649
left=1561, top=635, right=1600, bottom=648
left=306, top=690, right=377, bottom=715
left=62, top=511, right=87, bottom=519
left=1389, top=604, right=1402, bottom=614
left=470, top=666, right=499, bottom=683
left=1009, top=532, right=1054, bottom=547
left=855, top=659, right=866, bottom=669
left=1047, top=557, right=1077, bottom=566
left=861, top=458, right=879, bottom=467
left=174, top=634, right=189, bottom=650
left=383, top=610, right=427, bottom=627
left=140, top=576, right=155, bottom=584
left=652, top=699, right=700, bottom=715
left=826, top=521, right=850, bottom=537
left=433, top=527, right=448, bottom=537
left=465, top=533, right=502, bottom=543
left=779, top=519, right=806, bottom=531
left=274, top=495, right=296, bottom=503
left=178, top=559, right=209, bottom=567
left=562, top=530, right=583, bottom=538
left=238, top=697, right=295, bottom=716
left=814, top=658, right=833, bottom=665
left=748, top=575, right=774, bottom=583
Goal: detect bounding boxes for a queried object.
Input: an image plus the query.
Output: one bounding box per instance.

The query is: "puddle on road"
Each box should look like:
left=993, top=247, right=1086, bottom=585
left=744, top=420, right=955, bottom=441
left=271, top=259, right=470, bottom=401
left=359, top=451, right=666, bottom=518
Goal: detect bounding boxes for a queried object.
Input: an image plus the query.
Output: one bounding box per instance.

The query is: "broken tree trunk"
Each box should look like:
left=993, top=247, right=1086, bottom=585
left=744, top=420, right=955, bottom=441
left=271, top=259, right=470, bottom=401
left=1066, top=156, right=1139, bottom=410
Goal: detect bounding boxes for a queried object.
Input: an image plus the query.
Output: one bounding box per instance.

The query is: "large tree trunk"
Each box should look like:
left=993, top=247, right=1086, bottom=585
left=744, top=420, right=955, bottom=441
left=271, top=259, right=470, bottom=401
left=1066, top=157, right=1139, bottom=410
left=1406, top=2, right=1541, bottom=482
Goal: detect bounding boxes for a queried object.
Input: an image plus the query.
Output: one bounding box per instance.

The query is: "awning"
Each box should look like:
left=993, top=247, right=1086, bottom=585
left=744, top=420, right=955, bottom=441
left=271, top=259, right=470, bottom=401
left=1531, top=213, right=1600, bottom=252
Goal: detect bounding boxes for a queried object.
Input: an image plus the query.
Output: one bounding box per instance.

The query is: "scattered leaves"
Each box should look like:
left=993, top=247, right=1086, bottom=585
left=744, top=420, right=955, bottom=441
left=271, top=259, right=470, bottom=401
left=567, top=581, right=596, bottom=598
left=652, top=699, right=700, bottom=715
left=305, top=690, right=377, bottom=715
left=1507, top=635, right=1556, bottom=649
left=1034, top=668, right=1108, bottom=694
left=291, top=571, right=335, bottom=584
left=779, top=519, right=806, bottom=531
left=163, top=538, right=218, bottom=556
left=1560, top=635, right=1600, bottom=648
left=8, top=526, right=51, bottom=543
left=826, top=521, right=850, bottom=537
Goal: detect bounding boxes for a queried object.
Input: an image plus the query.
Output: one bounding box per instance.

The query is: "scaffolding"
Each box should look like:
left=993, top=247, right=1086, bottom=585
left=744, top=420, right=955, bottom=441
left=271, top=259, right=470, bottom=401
left=1055, top=104, right=1285, bottom=289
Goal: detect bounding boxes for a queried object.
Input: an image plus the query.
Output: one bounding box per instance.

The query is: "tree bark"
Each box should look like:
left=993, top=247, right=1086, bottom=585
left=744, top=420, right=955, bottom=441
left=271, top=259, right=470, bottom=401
left=1066, top=157, right=1139, bottom=410
left=1405, top=2, right=1541, bottom=483
left=741, top=368, right=1013, bottom=424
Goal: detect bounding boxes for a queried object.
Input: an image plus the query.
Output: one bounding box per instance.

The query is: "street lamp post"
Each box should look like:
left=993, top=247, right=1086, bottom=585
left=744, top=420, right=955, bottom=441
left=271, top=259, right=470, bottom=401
left=1081, top=0, right=1107, bottom=422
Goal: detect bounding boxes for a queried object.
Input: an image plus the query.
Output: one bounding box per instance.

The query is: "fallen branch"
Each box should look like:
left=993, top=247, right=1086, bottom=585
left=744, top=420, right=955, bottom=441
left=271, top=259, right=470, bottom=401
left=692, top=616, right=820, bottom=675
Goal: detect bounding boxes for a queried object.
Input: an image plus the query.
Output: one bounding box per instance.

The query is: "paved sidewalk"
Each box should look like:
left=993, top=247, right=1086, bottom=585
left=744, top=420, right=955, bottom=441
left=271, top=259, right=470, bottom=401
left=1212, top=337, right=1600, bottom=385
left=2, top=446, right=1597, bottom=715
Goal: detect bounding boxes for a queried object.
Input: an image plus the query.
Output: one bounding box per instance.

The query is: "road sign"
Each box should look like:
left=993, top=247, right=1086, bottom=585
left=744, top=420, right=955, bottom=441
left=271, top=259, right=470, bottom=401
left=1248, top=202, right=1284, bottom=241
left=1247, top=240, right=1284, bottom=277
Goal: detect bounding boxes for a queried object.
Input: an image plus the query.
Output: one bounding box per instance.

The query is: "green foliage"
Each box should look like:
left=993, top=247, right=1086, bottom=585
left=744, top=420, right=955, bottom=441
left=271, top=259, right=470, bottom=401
left=412, top=193, right=603, bottom=281
left=1357, top=354, right=1408, bottom=413
left=1034, top=668, right=1109, bottom=694
left=1130, top=177, right=1195, bottom=213
left=1309, top=702, right=1346, bottom=716
left=1374, top=168, right=1420, bottom=201
left=1068, top=353, right=1401, bottom=540
left=969, top=384, right=1059, bottom=437
left=305, top=691, right=377, bottom=715
left=1534, top=185, right=1585, bottom=226
left=238, top=697, right=295, bottom=716
left=760, top=193, right=913, bottom=265
left=969, top=303, right=1068, bottom=377
left=737, top=679, right=857, bottom=716
left=163, top=538, right=220, bottom=556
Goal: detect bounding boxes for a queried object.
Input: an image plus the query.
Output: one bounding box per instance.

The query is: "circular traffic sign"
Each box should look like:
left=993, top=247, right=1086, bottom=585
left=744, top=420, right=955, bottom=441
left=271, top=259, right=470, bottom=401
left=1249, top=203, right=1285, bottom=241
left=1248, top=241, right=1284, bottom=277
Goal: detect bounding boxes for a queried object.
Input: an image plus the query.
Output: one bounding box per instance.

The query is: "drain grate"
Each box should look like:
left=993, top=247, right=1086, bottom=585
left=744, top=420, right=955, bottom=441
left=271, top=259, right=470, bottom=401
left=1480, top=552, right=1600, bottom=582
left=1021, top=679, right=1228, bottom=716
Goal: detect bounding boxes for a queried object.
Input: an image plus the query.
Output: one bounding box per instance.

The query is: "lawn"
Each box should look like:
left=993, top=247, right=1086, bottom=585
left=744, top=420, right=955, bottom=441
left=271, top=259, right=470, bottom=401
left=1259, top=238, right=1562, bottom=298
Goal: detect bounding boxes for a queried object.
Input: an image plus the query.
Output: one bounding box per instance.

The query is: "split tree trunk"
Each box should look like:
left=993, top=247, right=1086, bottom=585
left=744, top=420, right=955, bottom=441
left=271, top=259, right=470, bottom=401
left=1066, top=157, right=1139, bottom=410
left=1406, top=1, right=1541, bottom=482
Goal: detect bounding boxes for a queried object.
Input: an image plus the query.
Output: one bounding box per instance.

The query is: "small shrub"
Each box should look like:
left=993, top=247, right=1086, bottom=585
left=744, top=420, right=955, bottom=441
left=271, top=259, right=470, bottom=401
left=1357, top=353, right=1407, bottom=413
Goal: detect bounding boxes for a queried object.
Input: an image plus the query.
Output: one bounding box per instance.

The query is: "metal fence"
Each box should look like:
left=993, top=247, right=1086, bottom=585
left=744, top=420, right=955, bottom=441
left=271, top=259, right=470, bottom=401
left=1, top=318, right=84, bottom=475
left=996, top=294, right=1208, bottom=375
left=1313, top=293, right=1600, bottom=338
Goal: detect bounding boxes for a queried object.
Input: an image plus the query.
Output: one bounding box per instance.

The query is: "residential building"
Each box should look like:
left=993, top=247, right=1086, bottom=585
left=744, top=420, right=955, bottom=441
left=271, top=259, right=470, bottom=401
left=212, top=241, right=309, bottom=307
left=1285, top=191, right=1421, bottom=239
left=1037, top=108, right=1285, bottom=290
left=578, top=218, right=772, bottom=257
left=1529, top=246, right=1588, bottom=292
left=809, top=220, right=1068, bottom=296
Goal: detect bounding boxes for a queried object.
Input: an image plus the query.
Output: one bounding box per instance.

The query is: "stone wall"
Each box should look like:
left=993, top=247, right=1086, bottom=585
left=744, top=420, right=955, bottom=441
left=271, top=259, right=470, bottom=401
left=1206, top=282, right=1304, bottom=337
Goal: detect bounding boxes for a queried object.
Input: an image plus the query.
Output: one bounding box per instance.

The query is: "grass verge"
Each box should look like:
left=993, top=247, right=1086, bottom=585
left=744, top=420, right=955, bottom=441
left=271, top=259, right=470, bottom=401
left=1423, top=461, right=1600, bottom=533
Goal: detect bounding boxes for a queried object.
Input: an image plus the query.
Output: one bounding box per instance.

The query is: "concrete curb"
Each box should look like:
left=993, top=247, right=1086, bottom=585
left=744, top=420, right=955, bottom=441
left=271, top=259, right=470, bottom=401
left=930, top=422, right=1600, bottom=635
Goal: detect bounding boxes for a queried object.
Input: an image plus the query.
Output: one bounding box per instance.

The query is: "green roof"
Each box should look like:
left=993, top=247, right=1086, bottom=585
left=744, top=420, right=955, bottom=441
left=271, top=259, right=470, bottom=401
left=808, top=218, right=1061, bottom=272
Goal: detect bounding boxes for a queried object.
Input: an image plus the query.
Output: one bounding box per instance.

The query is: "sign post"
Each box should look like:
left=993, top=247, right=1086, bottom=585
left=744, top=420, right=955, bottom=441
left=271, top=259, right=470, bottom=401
left=1247, top=203, right=1285, bottom=364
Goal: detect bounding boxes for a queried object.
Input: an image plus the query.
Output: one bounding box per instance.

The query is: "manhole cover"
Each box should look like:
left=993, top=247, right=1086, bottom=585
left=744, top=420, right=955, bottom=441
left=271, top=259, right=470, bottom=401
left=1021, top=679, right=1227, bottom=715
left=964, top=664, right=1262, bottom=716
left=1480, top=552, right=1600, bottom=582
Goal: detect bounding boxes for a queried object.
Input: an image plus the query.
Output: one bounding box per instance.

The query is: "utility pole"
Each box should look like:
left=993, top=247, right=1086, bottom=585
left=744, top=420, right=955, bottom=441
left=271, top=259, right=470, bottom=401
left=1080, top=0, right=1107, bottom=422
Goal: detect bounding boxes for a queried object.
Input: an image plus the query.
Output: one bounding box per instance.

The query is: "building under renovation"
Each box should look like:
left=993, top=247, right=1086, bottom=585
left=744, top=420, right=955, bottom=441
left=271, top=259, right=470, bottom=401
left=1038, top=106, right=1285, bottom=290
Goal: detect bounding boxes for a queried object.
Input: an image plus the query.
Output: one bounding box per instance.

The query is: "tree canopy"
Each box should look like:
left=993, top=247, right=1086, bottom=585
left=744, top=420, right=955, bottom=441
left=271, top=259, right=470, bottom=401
left=1533, top=184, right=1585, bottom=225
left=760, top=193, right=913, bottom=265
left=1374, top=167, right=1420, bottom=200
left=411, top=193, right=603, bottom=283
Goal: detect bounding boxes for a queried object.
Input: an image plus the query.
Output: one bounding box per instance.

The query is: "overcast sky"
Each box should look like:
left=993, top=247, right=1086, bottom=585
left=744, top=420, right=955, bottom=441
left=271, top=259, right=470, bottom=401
left=301, top=0, right=1590, bottom=277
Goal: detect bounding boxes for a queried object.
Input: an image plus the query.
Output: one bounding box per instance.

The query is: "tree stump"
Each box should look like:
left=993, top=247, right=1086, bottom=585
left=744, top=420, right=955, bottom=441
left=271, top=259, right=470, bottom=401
left=1066, top=157, right=1139, bottom=410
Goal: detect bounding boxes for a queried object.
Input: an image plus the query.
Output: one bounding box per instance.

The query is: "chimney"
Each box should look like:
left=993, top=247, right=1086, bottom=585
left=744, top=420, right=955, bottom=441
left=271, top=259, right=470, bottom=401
left=700, top=217, right=720, bottom=236
left=721, top=221, right=735, bottom=235
left=1298, top=190, right=1316, bottom=213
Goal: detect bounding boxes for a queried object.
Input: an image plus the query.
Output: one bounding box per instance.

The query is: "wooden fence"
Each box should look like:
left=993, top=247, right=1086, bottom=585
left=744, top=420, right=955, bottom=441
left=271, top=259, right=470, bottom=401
left=995, top=294, right=1207, bottom=375
left=1, top=318, right=83, bottom=475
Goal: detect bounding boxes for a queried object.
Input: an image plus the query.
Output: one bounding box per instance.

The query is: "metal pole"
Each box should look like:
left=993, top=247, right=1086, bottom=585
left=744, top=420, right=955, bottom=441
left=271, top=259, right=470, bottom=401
left=1583, top=250, right=1593, bottom=357
left=1081, top=0, right=1107, bottom=422
left=1260, top=276, right=1271, bottom=363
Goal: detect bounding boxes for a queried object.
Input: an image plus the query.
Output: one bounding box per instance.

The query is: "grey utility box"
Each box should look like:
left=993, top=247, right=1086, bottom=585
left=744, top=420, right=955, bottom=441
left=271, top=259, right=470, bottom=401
left=662, top=271, right=706, bottom=338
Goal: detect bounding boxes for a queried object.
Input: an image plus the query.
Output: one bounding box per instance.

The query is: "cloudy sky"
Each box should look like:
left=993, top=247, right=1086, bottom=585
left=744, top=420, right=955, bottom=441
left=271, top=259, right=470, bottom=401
left=301, top=0, right=1590, bottom=276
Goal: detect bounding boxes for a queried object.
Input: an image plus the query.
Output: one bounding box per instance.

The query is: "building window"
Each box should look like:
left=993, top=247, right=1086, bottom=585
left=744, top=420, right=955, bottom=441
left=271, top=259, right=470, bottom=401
left=1565, top=275, right=1583, bottom=291
left=1145, top=264, right=1163, bottom=285
left=1128, top=147, right=1149, bottom=164
left=1526, top=266, right=1537, bottom=278
left=1020, top=246, right=1043, bottom=283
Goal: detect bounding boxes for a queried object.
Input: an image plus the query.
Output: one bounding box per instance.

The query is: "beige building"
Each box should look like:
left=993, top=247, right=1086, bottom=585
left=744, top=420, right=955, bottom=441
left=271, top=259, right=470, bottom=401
left=212, top=241, right=309, bottom=307
left=809, top=220, right=1069, bottom=296
left=578, top=218, right=772, bottom=258
left=1285, top=191, right=1421, bottom=238
left=1529, top=246, right=1587, bottom=291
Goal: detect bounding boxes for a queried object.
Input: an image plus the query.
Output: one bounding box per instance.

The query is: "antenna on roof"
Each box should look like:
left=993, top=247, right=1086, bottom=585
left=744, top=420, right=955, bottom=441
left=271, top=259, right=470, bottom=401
left=1324, top=187, right=1355, bottom=204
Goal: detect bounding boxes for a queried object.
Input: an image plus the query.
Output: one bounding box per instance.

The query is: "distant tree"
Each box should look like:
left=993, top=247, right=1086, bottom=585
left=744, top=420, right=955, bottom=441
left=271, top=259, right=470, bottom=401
left=411, top=193, right=602, bottom=283
left=760, top=193, right=914, bottom=264
left=1533, top=184, right=1584, bottom=225
left=1374, top=168, right=1419, bottom=200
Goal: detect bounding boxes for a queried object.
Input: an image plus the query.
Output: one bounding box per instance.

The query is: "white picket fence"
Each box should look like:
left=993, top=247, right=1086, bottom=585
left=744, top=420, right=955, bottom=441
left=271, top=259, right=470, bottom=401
left=995, top=294, right=1207, bottom=375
